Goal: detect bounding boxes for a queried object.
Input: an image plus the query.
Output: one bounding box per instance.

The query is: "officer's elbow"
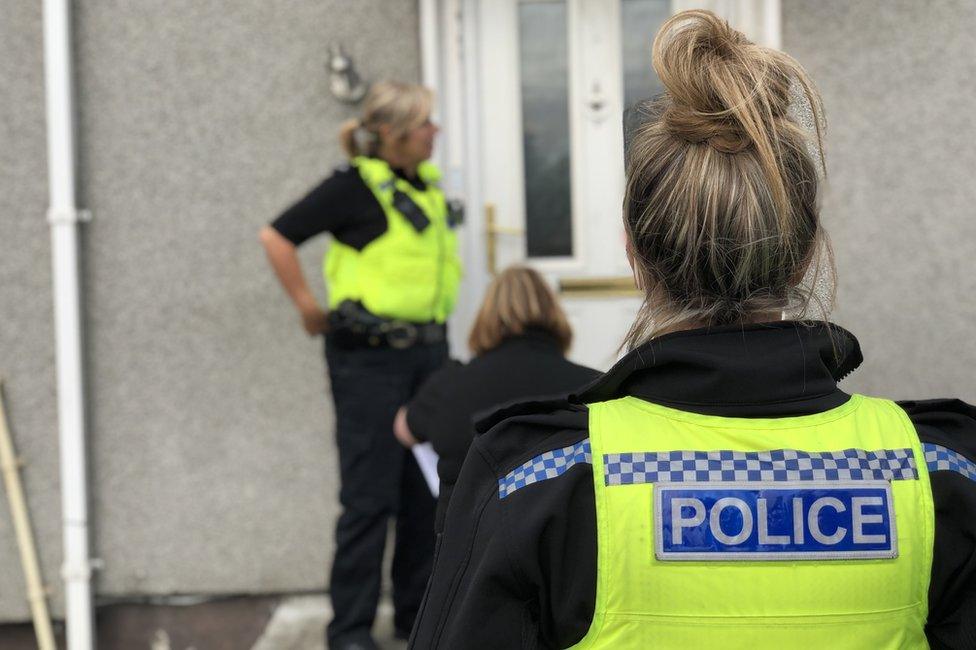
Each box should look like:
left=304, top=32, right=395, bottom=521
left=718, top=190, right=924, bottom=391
left=259, top=225, right=288, bottom=250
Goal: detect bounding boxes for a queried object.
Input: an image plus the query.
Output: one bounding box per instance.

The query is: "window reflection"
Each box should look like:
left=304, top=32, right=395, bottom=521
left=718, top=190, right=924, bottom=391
left=622, top=0, right=669, bottom=156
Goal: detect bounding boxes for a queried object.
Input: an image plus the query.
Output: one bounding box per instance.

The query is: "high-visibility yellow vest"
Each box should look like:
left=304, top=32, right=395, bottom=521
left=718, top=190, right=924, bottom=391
left=570, top=394, right=934, bottom=649
left=323, top=156, right=462, bottom=323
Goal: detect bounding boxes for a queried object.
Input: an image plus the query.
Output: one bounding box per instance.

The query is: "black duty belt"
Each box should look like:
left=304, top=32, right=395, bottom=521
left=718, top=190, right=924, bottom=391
left=328, top=302, right=446, bottom=350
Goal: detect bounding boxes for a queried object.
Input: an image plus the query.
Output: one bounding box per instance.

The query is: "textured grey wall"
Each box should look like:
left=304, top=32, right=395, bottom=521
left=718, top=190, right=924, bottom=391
left=77, top=0, right=420, bottom=600
left=0, top=1, right=63, bottom=623
left=0, top=0, right=420, bottom=622
left=784, top=0, right=976, bottom=400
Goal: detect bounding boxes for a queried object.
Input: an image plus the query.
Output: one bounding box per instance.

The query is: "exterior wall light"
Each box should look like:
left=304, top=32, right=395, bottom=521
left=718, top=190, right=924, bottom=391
left=328, top=44, right=368, bottom=103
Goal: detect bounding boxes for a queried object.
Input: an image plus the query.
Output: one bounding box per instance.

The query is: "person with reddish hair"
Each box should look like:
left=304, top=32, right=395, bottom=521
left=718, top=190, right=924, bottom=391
left=395, top=266, right=597, bottom=532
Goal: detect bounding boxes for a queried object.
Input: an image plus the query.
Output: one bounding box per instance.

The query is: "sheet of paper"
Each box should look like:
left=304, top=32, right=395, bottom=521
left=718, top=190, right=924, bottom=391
left=412, top=442, right=440, bottom=498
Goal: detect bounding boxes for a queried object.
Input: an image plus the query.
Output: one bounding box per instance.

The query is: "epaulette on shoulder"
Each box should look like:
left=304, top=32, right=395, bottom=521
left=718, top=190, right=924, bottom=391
left=474, top=397, right=583, bottom=435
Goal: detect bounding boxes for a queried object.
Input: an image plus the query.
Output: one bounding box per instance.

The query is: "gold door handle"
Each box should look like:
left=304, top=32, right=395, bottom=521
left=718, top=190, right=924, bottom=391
left=485, top=203, right=524, bottom=275
left=559, top=276, right=641, bottom=298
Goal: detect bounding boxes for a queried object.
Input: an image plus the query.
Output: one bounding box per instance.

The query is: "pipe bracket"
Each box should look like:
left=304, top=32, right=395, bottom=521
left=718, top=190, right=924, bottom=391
left=47, top=208, right=92, bottom=225
left=61, top=561, right=93, bottom=581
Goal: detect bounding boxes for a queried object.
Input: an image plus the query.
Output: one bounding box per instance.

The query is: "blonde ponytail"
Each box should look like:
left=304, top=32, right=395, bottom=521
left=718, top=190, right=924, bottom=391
left=339, top=118, right=380, bottom=158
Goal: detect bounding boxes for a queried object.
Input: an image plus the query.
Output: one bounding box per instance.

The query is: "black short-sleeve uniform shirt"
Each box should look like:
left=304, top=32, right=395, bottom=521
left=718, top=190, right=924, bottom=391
left=271, top=164, right=427, bottom=249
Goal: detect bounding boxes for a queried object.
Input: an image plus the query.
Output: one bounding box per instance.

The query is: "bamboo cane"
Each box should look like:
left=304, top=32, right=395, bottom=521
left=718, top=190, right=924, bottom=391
left=0, top=379, right=57, bottom=650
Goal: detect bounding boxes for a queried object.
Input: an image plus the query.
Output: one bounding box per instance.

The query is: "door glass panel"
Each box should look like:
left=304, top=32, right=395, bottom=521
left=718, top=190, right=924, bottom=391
left=519, top=0, right=572, bottom=258
left=621, top=0, right=669, bottom=154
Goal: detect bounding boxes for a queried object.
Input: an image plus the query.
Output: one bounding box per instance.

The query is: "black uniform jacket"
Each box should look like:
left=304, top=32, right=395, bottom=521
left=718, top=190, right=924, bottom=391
left=406, top=330, right=599, bottom=532
left=408, top=322, right=976, bottom=650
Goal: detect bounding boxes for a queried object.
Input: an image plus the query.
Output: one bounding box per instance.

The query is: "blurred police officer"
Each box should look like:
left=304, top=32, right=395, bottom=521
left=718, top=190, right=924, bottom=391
left=260, top=81, right=461, bottom=650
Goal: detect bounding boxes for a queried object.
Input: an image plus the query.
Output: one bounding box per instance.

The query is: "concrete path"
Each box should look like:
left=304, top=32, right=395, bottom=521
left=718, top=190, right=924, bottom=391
left=250, top=596, right=407, bottom=650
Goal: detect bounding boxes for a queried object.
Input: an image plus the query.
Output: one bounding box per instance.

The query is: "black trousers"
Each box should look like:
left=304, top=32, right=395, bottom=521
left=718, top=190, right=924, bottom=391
left=324, top=336, right=446, bottom=646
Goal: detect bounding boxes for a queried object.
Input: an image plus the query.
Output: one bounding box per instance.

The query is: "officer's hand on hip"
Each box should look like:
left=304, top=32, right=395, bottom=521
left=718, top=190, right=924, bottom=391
left=300, top=306, right=329, bottom=336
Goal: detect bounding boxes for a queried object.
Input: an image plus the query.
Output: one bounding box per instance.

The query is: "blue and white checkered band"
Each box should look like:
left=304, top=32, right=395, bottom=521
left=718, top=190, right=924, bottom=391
left=603, top=448, right=918, bottom=486
left=924, top=443, right=976, bottom=481
left=498, top=439, right=591, bottom=499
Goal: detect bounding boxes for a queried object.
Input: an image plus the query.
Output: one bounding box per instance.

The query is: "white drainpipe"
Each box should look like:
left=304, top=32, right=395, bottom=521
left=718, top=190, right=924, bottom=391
left=419, top=0, right=443, bottom=173
left=42, top=0, right=95, bottom=648
left=419, top=0, right=441, bottom=99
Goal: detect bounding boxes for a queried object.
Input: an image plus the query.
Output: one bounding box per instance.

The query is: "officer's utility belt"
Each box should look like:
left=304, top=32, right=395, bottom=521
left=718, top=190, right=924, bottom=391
left=328, top=301, right=446, bottom=350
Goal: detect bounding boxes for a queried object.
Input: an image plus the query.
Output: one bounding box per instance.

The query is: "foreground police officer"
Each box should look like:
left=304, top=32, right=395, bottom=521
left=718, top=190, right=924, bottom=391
left=409, top=11, right=976, bottom=650
left=260, top=81, right=461, bottom=650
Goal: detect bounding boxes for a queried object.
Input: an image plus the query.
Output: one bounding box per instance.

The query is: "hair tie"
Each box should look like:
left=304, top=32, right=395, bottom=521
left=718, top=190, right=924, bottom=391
left=664, top=104, right=752, bottom=153
left=352, top=124, right=378, bottom=153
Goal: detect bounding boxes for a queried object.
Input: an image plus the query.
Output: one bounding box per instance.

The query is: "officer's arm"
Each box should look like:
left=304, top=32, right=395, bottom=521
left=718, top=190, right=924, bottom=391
left=393, top=407, right=419, bottom=448
left=258, top=225, right=327, bottom=336
left=899, top=398, right=976, bottom=649
left=409, top=404, right=596, bottom=649
left=408, top=439, right=529, bottom=649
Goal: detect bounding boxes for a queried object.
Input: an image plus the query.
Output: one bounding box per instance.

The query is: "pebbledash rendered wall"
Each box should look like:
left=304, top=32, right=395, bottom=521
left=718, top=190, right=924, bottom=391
left=783, top=0, right=976, bottom=401
left=0, top=1, right=420, bottom=622
left=0, top=0, right=62, bottom=624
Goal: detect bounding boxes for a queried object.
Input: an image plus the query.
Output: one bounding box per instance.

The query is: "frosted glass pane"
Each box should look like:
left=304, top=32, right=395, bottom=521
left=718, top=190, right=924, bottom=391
left=519, top=0, right=572, bottom=258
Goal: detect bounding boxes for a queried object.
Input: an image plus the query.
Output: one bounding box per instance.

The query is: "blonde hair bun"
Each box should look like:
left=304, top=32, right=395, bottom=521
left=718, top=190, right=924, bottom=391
left=653, top=10, right=793, bottom=154
left=622, top=9, right=831, bottom=348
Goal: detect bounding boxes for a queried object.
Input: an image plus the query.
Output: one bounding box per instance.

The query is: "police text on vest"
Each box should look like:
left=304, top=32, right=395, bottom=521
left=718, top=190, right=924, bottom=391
left=654, top=481, right=897, bottom=561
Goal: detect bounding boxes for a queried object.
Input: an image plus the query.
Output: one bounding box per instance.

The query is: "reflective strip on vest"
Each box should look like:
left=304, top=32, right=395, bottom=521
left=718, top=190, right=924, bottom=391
left=569, top=394, right=934, bottom=650
left=323, top=156, right=462, bottom=323
left=924, top=443, right=976, bottom=480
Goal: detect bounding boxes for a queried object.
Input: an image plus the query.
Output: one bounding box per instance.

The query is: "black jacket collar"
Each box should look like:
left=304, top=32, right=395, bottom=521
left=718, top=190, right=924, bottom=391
left=574, top=321, right=862, bottom=417
left=486, top=329, right=563, bottom=355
